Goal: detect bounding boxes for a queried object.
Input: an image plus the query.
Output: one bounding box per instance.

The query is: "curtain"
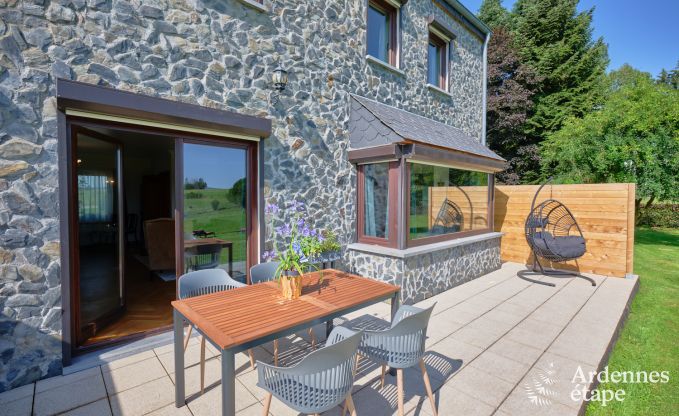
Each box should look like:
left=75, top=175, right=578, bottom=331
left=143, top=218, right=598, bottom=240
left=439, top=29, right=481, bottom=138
left=365, top=174, right=376, bottom=237
left=78, top=175, right=114, bottom=223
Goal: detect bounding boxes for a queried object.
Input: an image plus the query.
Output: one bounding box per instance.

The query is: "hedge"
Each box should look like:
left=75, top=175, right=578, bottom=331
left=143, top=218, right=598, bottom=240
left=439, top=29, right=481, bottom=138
left=637, top=204, right=679, bottom=228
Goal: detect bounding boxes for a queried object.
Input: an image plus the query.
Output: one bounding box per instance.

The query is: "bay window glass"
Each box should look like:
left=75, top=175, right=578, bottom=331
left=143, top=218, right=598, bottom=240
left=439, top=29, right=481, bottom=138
left=409, top=163, right=489, bottom=240
left=362, top=163, right=390, bottom=238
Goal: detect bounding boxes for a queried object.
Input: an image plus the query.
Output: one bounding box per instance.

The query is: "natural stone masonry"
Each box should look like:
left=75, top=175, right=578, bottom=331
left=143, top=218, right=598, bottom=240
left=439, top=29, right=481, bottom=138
left=0, top=0, right=485, bottom=391
left=348, top=236, right=501, bottom=304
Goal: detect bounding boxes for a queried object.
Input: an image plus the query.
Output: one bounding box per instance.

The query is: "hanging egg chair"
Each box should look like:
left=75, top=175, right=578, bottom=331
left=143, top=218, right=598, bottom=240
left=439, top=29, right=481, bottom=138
left=518, top=179, right=596, bottom=287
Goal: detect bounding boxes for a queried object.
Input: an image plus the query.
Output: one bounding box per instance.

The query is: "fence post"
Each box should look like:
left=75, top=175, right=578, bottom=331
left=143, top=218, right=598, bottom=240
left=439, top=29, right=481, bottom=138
left=626, top=183, right=636, bottom=275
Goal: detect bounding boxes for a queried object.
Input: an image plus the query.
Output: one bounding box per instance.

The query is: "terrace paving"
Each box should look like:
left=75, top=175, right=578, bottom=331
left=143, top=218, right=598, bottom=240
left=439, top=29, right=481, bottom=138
left=0, top=262, right=637, bottom=416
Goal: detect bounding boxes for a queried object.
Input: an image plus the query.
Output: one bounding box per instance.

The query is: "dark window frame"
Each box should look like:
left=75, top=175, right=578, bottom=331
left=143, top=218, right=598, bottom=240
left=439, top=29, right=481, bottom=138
left=367, top=0, right=400, bottom=67
left=427, top=31, right=449, bottom=90
left=356, top=161, right=400, bottom=248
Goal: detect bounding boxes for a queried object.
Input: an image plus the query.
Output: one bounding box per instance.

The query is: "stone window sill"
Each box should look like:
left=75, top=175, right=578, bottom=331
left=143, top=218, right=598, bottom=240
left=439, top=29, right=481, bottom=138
left=427, top=83, right=453, bottom=98
left=366, top=55, right=406, bottom=77
left=236, top=0, right=268, bottom=12
left=347, top=231, right=503, bottom=259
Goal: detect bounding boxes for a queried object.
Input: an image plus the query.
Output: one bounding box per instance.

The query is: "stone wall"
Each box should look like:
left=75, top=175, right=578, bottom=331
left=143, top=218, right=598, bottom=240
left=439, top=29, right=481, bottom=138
left=347, top=235, right=502, bottom=305
left=0, top=0, right=484, bottom=391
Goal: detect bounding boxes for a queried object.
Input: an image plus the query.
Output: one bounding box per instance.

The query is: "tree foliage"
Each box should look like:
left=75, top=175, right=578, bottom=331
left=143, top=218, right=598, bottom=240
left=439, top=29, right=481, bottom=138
left=478, top=0, right=511, bottom=28
left=485, top=26, right=541, bottom=184
left=657, top=60, right=679, bottom=89
left=541, top=65, right=679, bottom=209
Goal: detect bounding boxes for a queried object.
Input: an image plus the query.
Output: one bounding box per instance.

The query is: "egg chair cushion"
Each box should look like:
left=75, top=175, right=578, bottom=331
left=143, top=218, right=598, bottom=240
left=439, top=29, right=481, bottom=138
left=533, top=232, right=586, bottom=259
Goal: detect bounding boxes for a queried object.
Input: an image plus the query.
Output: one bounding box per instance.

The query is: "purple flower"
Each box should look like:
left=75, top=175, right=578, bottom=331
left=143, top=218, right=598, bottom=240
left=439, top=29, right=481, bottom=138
left=262, top=250, right=276, bottom=261
left=287, top=200, right=306, bottom=212
left=275, top=223, right=292, bottom=237
left=265, top=203, right=280, bottom=214
left=292, top=241, right=302, bottom=255
left=299, top=254, right=309, bottom=264
left=310, top=229, right=318, bottom=237
left=301, top=226, right=311, bottom=237
left=297, top=218, right=305, bottom=228
left=318, top=234, right=325, bottom=243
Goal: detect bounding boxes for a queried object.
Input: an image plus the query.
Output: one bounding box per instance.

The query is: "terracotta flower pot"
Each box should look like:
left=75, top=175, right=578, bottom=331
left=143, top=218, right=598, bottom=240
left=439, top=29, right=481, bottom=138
left=280, top=270, right=303, bottom=300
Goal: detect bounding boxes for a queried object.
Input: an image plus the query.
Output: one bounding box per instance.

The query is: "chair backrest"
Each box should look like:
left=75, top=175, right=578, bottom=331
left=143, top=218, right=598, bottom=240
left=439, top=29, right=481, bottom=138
left=178, top=268, right=244, bottom=300
left=361, top=304, right=435, bottom=369
left=144, top=218, right=175, bottom=271
left=258, top=327, right=362, bottom=413
left=250, top=261, right=280, bottom=284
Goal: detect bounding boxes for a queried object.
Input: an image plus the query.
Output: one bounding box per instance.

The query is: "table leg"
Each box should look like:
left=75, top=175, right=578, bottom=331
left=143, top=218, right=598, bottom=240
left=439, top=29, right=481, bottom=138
left=389, top=291, right=401, bottom=376
left=228, top=244, right=233, bottom=278
left=221, top=349, right=236, bottom=416
left=174, top=309, right=185, bottom=408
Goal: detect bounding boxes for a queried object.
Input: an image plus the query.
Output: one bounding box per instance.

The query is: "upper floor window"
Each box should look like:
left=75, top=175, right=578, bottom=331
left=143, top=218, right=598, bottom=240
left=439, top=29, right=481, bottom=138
left=427, top=31, right=449, bottom=90
left=367, top=0, right=399, bottom=67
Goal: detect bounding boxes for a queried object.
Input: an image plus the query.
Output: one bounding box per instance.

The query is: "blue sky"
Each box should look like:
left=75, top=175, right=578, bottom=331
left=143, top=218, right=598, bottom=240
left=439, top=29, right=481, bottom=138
left=464, top=0, right=679, bottom=77
left=183, top=144, right=246, bottom=189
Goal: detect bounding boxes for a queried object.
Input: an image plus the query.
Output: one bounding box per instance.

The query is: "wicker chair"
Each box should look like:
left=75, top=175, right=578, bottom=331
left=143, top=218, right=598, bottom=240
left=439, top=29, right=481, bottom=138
left=257, top=326, right=362, bottom=416
left=519, top=179, right=596, bottom=286
left=357, top=304, right=437, bottom=416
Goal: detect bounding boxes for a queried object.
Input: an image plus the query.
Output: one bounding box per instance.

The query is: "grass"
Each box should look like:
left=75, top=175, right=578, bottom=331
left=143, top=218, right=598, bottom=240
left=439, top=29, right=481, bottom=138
left=587, top=227, right=679, bottom=415
left=184, top=188, right=247, bottom=265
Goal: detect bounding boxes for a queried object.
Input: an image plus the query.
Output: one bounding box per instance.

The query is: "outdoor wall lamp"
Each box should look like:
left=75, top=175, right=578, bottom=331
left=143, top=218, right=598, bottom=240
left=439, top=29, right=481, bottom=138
left=269, top=64, right=288, bottom=106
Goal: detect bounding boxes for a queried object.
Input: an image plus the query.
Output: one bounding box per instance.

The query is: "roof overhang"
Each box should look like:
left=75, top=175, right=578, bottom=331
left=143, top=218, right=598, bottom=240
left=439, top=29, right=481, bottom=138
left=56, top=79, right=272, bottom=139
left=437, top=0, right=491, bottom=40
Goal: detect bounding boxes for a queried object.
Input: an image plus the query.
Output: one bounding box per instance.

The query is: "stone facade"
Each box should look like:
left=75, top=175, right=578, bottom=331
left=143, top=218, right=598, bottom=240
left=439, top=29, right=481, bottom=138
left=0, top=0, right=486, bottom=391
left=347, top=235, right=502, bottom=305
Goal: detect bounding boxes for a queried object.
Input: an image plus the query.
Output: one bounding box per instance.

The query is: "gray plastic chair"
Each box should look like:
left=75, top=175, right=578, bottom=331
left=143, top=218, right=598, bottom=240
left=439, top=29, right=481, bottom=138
left=357, top=304, right=437, bottom=416
left=257, top=327, right=362, bottom=416
left=177, top=269, right=255, bottom=393
left=249, top=261, right=317, bottom=364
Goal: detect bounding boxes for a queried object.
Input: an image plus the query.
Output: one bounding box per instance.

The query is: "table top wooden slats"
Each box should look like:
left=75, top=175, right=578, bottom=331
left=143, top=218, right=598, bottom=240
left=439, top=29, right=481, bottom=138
left=184, top=238, right=233, bottom=248
left=171, top=269, right=399, bottom=350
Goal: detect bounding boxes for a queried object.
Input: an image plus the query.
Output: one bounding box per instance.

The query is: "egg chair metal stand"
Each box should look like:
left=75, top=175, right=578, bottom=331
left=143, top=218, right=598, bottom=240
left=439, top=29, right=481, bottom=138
left=518, top=179, right=596, bottom=287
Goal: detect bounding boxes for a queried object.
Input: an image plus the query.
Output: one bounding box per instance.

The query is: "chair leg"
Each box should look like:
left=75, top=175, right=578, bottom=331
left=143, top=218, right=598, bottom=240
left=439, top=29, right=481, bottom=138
left=199, top=336, right=206, bottom=395
left=346, top=393, right=357, bottom=416
left=308, top=327, right=316, bottom=349
left=396, top=368, right=404, bottom=416
left=184, top=325, right=193, bottom=352
left=380, top=364, right=387, bottom=389
left=353, top=354, right=361, bottom=378
left=262, top=392, right=272, bottom=416
left=273, top=339, right=279, bottom=366
left=420, top=359, right=437, bottom=416
left=248, top=349, right=256, bottom=369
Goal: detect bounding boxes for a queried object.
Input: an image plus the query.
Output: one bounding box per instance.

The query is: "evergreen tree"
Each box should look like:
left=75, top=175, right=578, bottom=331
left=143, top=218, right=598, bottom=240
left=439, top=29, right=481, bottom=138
left=485, top=27, right=541, bottom=184
left=512, top=0, right=609, bottom=175
left=478, top=0, right=511, bottom=28
left=657, top=60, right=679, bottom=89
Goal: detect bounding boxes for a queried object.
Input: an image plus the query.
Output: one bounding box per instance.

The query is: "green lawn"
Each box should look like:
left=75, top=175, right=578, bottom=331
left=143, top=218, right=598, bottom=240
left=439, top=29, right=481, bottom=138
left=184, top=188, right=247, bottom=265
left=587, top=227, right=679, bottom=415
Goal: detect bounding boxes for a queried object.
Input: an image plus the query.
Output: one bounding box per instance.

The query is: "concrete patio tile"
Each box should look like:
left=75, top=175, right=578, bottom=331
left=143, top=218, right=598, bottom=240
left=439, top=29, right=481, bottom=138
left=428, top=337, right=483, bottom=375
left=187, top=378, right=258, bottom=415
left=155, top=336, right=199, bottom=356
left=486, top=337, right=545, bottom=367
left=0, top=382, right=33, bottom=416
left=61, top=399, right=112, bottom=416
left=496, top=386, right=578, bottom=416
left=505, top=317, right=563, bottom=350
left=452, top=322, right=505, bottom=349
left=494, top=299, right=537, bottom=316
left=158, top=341, right=217, bottom=374
left=469, top=350, right=532, bottom=384
left=343, top=374, right=433, bottom=416
left=35, top=366, right=101, bottom=393
left=109, top=376, right=175, bottom=416
left=237, top=402, right=271, bottom=416
left=33, top=369, right=107, bottom=416
left=101, top=349, right=157, bottom=372
left=467, top=314, right=517, bottom=334
left=548, top=319, right=614, bottom=366
left=145, top=403, right=193, bottom=415
left=528, top=352, right=597, bottom=410
left=425, top=316, right=464, bottom=347
left=431, top=305, right=479, bottom=326
left=529, top=303, right=579, bottom=328
left=103, top=356, right=168, bottom=395
left=419, top=385, right=495, bottom=416
left=483, top=305, right=527, bottom=327
left=455, top=295, right=502, bottom=316
left=446, top=364, right=515, bottom=408
left=168, top=356, right=226, bottom=400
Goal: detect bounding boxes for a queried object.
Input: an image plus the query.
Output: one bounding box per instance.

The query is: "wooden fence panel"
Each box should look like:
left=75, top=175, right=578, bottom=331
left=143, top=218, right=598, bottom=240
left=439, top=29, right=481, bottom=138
left=494, top=184, right=636, bottom=277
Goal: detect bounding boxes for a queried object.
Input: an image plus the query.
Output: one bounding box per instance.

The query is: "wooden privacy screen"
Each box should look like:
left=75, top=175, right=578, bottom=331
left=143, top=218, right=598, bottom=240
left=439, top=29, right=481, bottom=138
left=494, top=184, right=636, bottom=277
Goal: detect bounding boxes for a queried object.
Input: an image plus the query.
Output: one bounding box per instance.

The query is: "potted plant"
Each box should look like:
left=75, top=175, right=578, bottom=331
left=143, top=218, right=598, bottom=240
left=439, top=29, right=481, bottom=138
left=263, top=201, right=323, bottom=300
left=317, top=230, right=342, bottom=263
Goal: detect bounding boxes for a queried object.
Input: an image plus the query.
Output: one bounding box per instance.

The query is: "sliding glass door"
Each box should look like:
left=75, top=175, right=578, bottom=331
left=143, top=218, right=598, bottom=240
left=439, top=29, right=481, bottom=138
left=177, top=140, right=255, bottom=284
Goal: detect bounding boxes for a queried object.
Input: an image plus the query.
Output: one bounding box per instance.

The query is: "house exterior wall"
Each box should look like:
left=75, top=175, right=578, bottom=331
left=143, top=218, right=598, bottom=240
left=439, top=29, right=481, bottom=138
left=0, top=0, right=485, bottom=391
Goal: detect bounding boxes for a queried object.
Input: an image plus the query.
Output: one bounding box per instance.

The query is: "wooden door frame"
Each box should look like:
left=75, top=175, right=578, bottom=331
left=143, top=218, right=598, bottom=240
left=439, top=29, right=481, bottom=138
left=60, top=118, right=263, bottom=362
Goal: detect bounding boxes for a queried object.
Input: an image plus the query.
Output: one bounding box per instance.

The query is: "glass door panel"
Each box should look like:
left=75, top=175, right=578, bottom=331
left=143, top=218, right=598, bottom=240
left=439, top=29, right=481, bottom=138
left=76, top=133, right=124, bottom=344
left=181, top=142, right=248, bottom=283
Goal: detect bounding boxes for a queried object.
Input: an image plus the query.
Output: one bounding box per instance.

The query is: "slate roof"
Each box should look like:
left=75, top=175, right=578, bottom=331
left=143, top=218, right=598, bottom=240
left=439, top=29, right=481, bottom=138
left=349, top=95, right=505, bottom=162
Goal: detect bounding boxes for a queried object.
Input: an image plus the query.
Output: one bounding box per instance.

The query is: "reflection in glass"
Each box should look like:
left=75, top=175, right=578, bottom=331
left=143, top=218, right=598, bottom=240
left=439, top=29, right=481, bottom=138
left=409, top=163, right=489, bottom=239
left=427, top=40, right=441, bottom=86
left=367, top=4, right=390, bottom=62
left=363, top=163, right=390, bottom=239
left=183, top=143, right=247, bottom=282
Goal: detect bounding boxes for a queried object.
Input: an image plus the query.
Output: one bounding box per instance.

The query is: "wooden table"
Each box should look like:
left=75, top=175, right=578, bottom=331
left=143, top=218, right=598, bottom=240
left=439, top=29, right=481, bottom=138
left=184, top=238, right=233, bottom=276
left=172, top=269, right=400, bottom=416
